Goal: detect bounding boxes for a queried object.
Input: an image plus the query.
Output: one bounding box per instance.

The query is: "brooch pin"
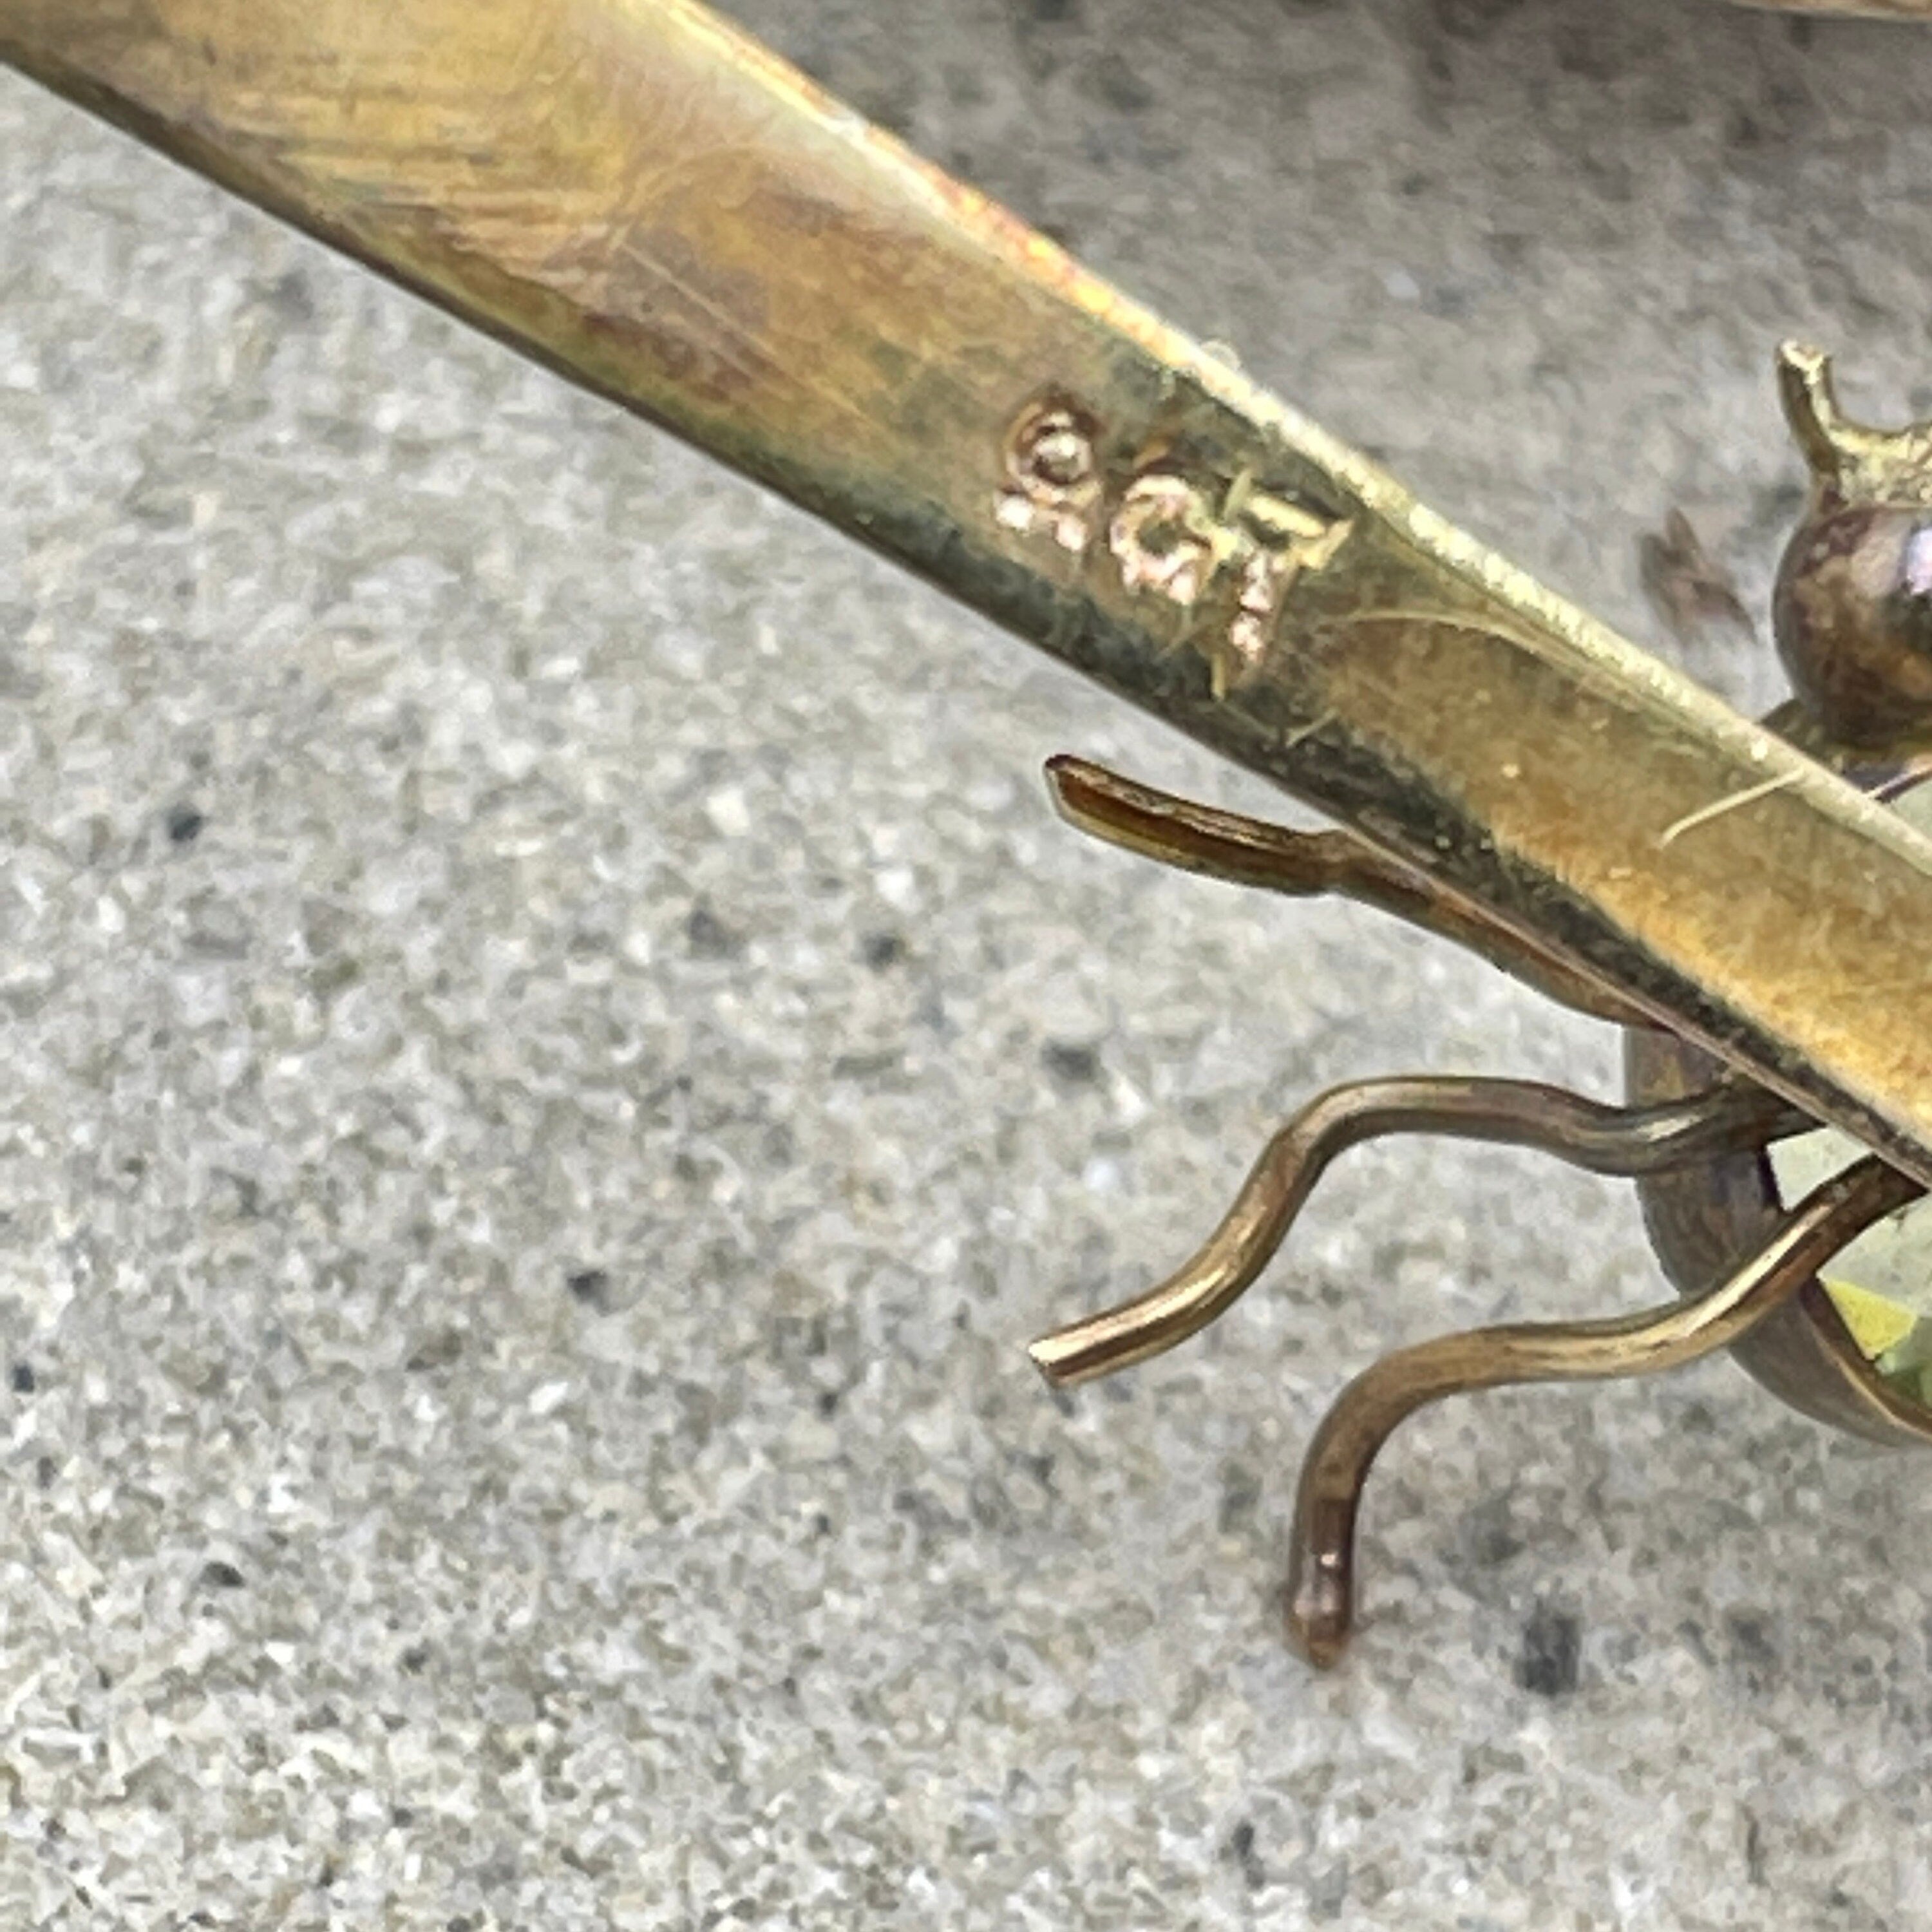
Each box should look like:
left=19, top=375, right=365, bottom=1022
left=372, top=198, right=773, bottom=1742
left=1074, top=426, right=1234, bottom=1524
left=1030, top=345, right=1932, bottom=1662
left=11, top=0, right=1932, bottom=1669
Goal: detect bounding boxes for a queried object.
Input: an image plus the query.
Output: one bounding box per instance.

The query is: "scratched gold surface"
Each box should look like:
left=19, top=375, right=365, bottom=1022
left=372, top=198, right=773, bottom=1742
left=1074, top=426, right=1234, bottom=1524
left=10, top=0, right=1932, bottom=1185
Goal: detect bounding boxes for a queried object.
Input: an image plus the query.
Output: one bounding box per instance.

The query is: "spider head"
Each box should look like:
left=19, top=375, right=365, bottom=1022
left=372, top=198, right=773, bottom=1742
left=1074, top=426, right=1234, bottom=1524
left=1772, top=343, right=1932, bottom=750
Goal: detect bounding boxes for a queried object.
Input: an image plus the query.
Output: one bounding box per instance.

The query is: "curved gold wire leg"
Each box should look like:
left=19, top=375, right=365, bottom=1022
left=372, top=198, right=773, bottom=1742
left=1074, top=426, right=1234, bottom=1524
left=1286, top=1154, right=1923, bottom=1667
left=1028, top=1077, right=1809, bottom=1386
left=1046, top=755, right=1648, bottom=1026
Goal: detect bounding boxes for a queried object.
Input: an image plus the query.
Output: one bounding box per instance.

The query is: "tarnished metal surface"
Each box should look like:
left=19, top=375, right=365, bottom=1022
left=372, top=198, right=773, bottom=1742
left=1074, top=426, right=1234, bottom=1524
left=10, top=0, right=1932, bottom=1186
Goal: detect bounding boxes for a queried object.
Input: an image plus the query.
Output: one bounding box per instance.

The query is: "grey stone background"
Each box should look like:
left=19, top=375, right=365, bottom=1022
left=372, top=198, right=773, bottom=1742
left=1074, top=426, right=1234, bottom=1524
left=6, top=0, right=1932, bottom=1925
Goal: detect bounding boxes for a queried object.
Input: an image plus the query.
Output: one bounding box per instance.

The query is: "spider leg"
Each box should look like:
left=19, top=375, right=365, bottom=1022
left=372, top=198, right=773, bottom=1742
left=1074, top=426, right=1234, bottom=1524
left=1285, top=1152, right=1922, bottom=1667
left=1046, top=755, right=1647, bottom=1025
left=1028, top=1075, right=1809, bottom=1387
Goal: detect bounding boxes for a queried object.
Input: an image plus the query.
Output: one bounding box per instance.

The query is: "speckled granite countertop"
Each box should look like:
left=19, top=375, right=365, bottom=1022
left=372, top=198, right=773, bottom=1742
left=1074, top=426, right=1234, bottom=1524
left=6, top=1, right=1932, bottom=1925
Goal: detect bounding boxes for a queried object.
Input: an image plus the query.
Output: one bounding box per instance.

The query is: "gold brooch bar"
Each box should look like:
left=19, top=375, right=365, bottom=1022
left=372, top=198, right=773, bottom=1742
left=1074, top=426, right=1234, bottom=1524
left=8, top=0, right=1932, bottom=1193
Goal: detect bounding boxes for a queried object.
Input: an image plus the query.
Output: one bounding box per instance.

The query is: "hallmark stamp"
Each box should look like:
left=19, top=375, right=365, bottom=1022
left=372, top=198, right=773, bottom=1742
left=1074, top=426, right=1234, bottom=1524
left=997, top=398, right=1104, bottom=553
left=997, top=393, right=1354, bottom=693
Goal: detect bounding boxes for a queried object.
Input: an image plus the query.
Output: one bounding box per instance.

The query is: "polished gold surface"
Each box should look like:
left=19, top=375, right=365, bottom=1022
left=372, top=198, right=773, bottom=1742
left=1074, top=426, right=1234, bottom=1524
left=12, top=1, right=1932, bottom=1189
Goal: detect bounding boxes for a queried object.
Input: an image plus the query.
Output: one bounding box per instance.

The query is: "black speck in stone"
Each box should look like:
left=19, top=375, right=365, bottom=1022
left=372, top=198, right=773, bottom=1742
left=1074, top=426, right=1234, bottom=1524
left=1726, top=1609, right=1776, bottom=1668
left=833, top=1047, right=900, bottom=1081
left=10, top=1361, right=34, bottom=1394
left=401, top=1642, right=431, bottom=1674
left=405, top=1328, right=465, bottom=1372
left=1516, top=1604, right=1581, bottom=1696
left=1218, top=1463, right=1260, bottom=1534
left=199, top=1559, right=247, bottom=1591
left=862, top=930, right=906, bottom=970
left=1226, top=1820, right=1265, bottom=1891
left=686, top=904, right=744, bottom=958
left=1043, top=1040, right=1101, bottom=1085
left=166, top=803, right=206, bottom=846
left=264, top=267, right=316, bottom=323
left=567, top=1267, right=614, bottom=1311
